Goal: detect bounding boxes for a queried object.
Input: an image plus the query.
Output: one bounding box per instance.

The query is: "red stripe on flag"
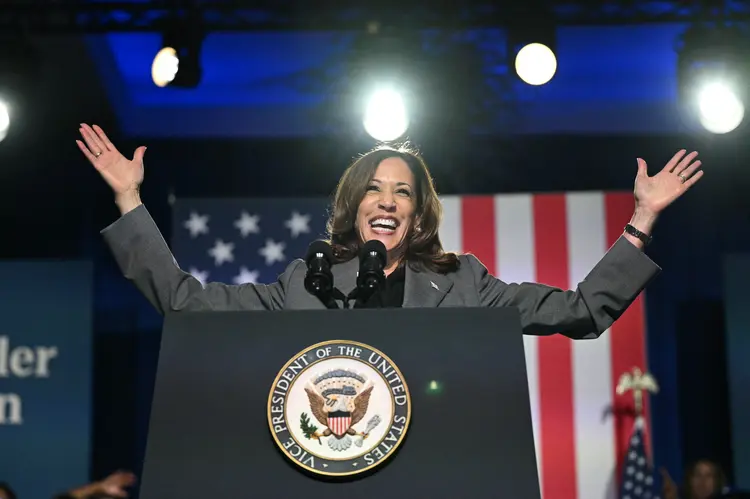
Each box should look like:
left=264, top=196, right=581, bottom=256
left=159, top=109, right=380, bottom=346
left=461, top=196, right=496, bottom=273
left=534, top=194, right=578, bottom=499
left=605, top=193, right=649, bottom=483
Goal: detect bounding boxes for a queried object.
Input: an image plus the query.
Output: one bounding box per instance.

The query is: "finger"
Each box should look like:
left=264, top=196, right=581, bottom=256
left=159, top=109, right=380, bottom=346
left=80, top=125, right=105, bottom=156
left=116, top=475, right=136, bottom=485
left=679, top=160, right=702, bottom=179
left=92, top=124, right=117, bottom=152
left=663, top=149, right=687, bottom=172
left=673, top=151, right=698, bottom=175
left=76, top=139, right=98, bottom=165
left=683, top=169, right=704, bottom=189
left=132, top=145, right=147, bottom=164
left=636, top=158, right=648, bottom=177
left=82, top=123, right=105, bottom=152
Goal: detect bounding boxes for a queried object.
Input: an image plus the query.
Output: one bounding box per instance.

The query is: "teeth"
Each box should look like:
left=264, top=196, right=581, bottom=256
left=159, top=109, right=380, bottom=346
left=370, top=218, right=397, bottom=228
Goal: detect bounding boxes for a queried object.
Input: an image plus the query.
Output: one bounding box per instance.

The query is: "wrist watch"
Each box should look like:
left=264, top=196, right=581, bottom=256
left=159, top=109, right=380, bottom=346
left=624, top=224, right=652, bottom=246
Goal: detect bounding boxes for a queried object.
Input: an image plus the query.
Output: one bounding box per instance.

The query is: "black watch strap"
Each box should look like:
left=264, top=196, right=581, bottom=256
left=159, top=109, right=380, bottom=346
left=624, top=224, right=652, bottom=246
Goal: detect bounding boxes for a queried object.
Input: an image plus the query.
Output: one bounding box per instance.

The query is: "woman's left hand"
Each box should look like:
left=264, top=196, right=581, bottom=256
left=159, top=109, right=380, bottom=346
left=634, top=149, right=704, bottom=216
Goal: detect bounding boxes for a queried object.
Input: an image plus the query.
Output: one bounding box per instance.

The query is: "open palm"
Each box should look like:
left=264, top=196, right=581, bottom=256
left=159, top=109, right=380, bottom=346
left=76, top=123, right=146, bottom=195
left=634, top=149, right=703, bottom=215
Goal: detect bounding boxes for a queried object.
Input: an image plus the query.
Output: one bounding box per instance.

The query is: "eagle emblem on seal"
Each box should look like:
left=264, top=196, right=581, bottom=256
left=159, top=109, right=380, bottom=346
left=300, top=368, right=381, bottom=452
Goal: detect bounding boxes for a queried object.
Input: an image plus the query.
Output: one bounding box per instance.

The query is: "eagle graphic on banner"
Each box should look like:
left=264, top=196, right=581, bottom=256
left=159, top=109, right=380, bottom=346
left=302, top=369, right=376, bottom=452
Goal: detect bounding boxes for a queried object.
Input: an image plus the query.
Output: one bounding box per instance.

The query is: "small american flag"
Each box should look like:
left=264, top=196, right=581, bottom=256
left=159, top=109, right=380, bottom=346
left=171, top=198, right=330, bottom=286
left=171, top=191, right=652, bottom=499
left=619, top=417, right=659, bottom=499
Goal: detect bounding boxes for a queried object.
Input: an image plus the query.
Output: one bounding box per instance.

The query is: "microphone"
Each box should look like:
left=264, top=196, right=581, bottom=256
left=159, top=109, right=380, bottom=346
left=304, top=240, right=337, bottom=308
left=353, top=239, right=387, bottom=305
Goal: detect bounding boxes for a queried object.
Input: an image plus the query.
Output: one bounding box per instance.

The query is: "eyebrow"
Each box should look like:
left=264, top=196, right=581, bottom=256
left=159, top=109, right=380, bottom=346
left=370, top=179, right=413, bottom=189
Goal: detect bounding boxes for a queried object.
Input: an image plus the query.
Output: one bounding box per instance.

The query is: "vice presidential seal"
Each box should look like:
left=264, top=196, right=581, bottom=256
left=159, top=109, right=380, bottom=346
left=267, top=340, right=411, bottom=477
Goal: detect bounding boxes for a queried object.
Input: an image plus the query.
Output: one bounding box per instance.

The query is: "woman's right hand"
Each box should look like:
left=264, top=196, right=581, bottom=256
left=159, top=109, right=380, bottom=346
left=77, top=123, right=146, bottom=213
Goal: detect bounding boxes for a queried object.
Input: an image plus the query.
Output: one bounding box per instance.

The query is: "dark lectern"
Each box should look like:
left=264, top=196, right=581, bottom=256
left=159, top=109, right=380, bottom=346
left=139, top=308, right=541, bottom=499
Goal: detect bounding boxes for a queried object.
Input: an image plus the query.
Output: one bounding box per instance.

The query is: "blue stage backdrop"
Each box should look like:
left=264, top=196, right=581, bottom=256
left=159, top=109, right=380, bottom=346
left=723, top=254, right=750, bottom=490
left=0, top=261, right=93, bottom=498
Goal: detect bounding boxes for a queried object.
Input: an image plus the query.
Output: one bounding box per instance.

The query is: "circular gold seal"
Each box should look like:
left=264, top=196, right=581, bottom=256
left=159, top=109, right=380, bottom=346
left=267, top=340, right=411, bottom=477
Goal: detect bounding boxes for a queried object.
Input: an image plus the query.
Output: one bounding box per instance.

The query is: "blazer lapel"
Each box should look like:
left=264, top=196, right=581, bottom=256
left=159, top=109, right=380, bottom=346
left=403, top=265, right=452, bottom=308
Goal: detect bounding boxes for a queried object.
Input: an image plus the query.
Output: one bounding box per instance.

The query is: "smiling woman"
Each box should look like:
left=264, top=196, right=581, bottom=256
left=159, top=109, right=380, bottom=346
left=325, top=146, right=459, bottom=277
left=77, top=122, right=703, bottom=340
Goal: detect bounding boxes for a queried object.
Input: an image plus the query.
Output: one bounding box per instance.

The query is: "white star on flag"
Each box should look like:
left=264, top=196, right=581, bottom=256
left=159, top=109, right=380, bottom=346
left=234, top=211, right=260, bottom=237
left=208, top=239, right=235, bottom=266
left=184, top=212, right=209, bottom=238
left=232, top=267, right=259, bottom=284
left=284, top=211, right=311, bottom=238
left=188, top=267, right=209, bottom=285
left=259, top=239, right=286, bottom=265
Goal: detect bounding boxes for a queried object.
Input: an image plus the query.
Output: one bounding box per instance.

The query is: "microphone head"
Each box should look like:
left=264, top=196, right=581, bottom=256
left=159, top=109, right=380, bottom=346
left=305, top=240, right=333, bottom=265
left=359, top=239, right=387, bottom=266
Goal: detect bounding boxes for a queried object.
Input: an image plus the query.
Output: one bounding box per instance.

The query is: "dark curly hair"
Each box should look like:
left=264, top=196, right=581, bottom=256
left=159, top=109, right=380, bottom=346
left=326, top=145, right=460, bottom=274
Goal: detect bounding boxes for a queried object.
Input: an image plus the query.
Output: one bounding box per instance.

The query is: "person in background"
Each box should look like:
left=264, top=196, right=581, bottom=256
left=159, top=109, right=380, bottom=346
left=662, top=459, right=728, bottom=499
left=0, top=482, right=17, bottom=499
left=52, top=470, right=136, bottom=499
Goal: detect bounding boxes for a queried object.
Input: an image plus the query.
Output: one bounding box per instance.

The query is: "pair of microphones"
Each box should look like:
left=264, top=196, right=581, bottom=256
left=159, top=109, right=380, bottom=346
left=304, top=239, right=387, bottom=309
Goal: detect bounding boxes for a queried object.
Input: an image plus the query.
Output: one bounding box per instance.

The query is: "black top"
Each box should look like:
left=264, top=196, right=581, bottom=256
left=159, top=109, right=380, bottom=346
left=355, top=265, right=406, bottom=308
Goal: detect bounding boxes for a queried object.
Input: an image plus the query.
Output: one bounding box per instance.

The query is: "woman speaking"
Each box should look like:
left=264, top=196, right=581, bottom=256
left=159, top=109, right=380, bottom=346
left=76, top=123, right=703, bottom=339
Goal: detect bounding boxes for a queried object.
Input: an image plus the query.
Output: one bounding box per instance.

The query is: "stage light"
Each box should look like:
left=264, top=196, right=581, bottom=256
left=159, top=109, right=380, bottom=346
left=152, top=16, right=204, bottom=88
left=676, top=24, right=749, bottom=134
left=362, top=88, right=409, bottom=141
left=697, top=81, right=745, bottom=134
left=152, top=47, right=179, bottom=88
left=151, top=40, right=201, bottom=88
left=515, top=43, right=557, bottom=86
left=0, top=99, right=9, bottom=143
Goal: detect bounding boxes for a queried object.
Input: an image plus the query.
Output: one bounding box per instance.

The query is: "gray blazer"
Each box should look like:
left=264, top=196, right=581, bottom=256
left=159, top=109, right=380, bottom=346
left=102, top=204, right=661, bottom=340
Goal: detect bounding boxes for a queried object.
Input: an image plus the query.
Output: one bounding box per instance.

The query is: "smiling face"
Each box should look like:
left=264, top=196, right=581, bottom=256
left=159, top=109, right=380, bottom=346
left=355, top=157, right=417, bottom=262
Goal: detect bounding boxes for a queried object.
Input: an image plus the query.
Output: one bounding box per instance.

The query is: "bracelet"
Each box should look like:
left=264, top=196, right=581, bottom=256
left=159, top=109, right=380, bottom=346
left=624, top=224, right=652, bottom=246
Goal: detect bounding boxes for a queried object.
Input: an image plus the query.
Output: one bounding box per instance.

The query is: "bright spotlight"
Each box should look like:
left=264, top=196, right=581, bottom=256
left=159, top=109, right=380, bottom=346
left=363, top=88, right=409, bottom=141
left=515, top=43, right=557, bottom=86
left=697, top=82, right=744, bottom=134
left=0, top=100, right=10, bottom=143
left=152, top=47, right=179, bottom=88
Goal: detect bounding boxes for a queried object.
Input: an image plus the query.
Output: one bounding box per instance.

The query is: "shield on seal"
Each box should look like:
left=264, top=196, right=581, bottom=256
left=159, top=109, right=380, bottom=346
left=328, top=411, right=352, bottom=437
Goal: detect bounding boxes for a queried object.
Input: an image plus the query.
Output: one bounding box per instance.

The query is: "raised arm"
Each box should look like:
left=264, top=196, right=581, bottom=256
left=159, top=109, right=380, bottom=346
left=470, top=148, right=703, bottom=339
left=78, top=123, right=295, bottom=314
left=102, top=203, right=299, bottom=314
left=467, top=236, right=660, bottom=339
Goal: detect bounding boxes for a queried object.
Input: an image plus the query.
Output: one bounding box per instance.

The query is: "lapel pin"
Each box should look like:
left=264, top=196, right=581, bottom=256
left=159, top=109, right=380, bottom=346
left=430, top=281, right=439, bottom=291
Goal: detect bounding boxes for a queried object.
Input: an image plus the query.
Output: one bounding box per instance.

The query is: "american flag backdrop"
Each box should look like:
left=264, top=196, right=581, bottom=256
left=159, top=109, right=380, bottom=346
left=171, top=191, right=652, bottom=499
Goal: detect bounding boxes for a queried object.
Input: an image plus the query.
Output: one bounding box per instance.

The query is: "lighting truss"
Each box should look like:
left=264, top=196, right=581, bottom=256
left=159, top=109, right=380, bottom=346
left=1, top=0, right=750, bottom=33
